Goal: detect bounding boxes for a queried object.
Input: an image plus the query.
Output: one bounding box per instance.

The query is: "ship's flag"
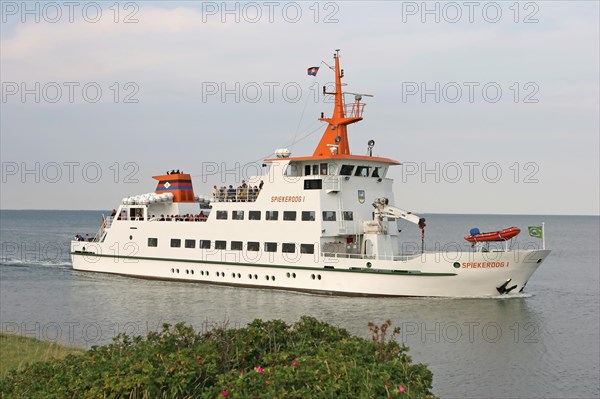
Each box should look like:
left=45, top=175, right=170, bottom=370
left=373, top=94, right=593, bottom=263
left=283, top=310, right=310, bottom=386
left=528, top=226, right=543, bottom=239
left=307, top=66, right=319, bottom=76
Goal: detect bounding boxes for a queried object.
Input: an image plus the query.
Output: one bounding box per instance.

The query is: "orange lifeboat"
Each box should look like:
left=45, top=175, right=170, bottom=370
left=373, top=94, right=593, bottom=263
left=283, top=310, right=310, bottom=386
left=464, top=227, right=521, bottom=243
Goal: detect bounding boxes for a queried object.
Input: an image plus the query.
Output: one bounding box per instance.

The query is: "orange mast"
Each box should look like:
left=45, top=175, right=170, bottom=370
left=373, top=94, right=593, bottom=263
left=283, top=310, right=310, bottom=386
left=313, top=49, right=365, bottom=157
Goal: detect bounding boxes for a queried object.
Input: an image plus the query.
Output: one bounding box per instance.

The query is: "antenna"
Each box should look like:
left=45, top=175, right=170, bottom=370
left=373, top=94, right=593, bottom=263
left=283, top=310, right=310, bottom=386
left=344, top=92, right=374, bottom=98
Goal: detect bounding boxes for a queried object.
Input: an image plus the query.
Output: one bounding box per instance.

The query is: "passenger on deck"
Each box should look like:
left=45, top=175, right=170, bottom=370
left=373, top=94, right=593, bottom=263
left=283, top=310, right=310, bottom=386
left=238, top=187, right=246, bottom=202
left=227, top=185, right=236, bottom=201
left=259, top=180, right=264, bottom=190
left=199, top=211, right=206, bottom=220
left=110, top=209, right=117, bottom=217
left=212, top=185, right=219, bottom=201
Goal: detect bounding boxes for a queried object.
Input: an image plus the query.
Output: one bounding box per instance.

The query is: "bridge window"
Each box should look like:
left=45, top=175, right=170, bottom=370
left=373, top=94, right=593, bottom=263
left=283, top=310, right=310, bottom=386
left=247, top=242, right=260, bottom=251
left=323, top=211, right=336, bottom=221
left=372, top=167, right=382, bottom=178
left=283, top=211, right=297, bottom=221
left=249, top=211, right=261, bottom=220
left=265, top=242, right=277, bottom=252
left=304, top=179, right=322, bottom=190
left=185, top=239, right=196, bottom=249
left=215, top=240, right=226, bottom=250
left=231, top=241, right=243, bottom=251
left=355, top=166, right=370, bottom=177
left=232, top=211, right=244, bottom=220
left=216, top=211, right=228, bottom=220
left=320, top=163, right=328, bottom=175
left=340, top=165, right=354, bottom=176
left=170, top=239, right=181, bottom=248
left=302, top=211, right=315, bottom=221
left=148, top=238, right=158, bottom=247
left=200, top=240, right=211, bottom=249
left=343, top=211, right=354, bottom=221
left=312, top=164, right=319, bottom=175
left=282, top=243, right=296, bottom=253
left=300, top=244, right=315, bottom=254
left=266, top=211, right=279, bottom=221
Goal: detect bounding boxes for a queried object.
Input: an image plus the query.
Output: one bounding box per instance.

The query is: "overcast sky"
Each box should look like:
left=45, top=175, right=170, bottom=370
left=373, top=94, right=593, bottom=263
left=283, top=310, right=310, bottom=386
left=1, top=1, right=598, bottom=215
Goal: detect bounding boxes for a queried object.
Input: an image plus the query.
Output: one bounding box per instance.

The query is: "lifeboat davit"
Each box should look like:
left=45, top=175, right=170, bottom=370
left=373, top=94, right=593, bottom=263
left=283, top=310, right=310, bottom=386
left=464, top=227, right=521, bottom=243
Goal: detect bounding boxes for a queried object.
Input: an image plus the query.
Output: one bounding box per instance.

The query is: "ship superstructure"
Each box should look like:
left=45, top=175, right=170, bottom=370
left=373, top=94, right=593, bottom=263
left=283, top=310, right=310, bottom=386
left=71, top=50, right=550, bottom=297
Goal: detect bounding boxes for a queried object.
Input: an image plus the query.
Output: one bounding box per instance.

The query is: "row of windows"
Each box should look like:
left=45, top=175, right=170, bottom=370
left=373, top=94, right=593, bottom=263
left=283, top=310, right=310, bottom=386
left=215, top=210, right=353, bottom=221
left=302, top=163, right=383, bottom=178
left=152, top=238, right=316, bottom=254
left=170, top=268, right=322, bottom=281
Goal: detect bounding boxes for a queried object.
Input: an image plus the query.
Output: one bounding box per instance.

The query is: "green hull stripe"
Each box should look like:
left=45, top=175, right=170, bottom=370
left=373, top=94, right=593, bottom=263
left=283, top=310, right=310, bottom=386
left=70, top=252, right=457, bottom=277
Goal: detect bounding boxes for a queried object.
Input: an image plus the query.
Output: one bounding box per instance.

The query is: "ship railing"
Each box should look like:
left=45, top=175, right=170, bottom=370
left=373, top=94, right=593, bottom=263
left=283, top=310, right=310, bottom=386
left=105, top=216, right=114, bottom=229
left=321, top=252, right=420, bottom=262
left=345, top=102, right=365, bottom=119
left=154, top=216, right=208, bottom=222
left=92, top=226, right=104, bottom=242
left=212, top=187, right=262, bottom=203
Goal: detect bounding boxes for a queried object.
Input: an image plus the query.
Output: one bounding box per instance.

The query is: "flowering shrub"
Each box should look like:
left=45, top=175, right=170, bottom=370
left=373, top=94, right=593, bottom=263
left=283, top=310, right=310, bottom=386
left=0, top=317, right=436, bottom=398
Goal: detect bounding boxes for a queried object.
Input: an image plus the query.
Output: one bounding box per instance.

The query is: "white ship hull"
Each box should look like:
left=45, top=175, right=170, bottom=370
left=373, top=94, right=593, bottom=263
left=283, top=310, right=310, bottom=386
left=71, top=243, right=550, bottom=297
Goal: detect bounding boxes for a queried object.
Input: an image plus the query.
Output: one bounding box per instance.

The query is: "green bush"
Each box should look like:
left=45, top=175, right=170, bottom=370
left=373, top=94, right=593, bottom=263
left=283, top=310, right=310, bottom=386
left=0, top=317, right=436, bottom=398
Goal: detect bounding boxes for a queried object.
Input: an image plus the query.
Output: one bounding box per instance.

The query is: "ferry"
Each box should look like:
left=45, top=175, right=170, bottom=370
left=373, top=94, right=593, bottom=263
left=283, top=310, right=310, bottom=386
left=71, top=50, right=550, bottom=297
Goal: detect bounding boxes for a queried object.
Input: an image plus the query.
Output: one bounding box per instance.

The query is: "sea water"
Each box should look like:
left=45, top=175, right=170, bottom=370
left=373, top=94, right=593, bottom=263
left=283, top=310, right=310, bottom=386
left=1, top=210, right=598, bottom=398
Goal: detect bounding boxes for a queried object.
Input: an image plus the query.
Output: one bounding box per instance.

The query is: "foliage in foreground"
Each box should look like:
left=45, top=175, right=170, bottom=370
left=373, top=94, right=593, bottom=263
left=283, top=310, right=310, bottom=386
left=0, top=317, right=435, bottom=399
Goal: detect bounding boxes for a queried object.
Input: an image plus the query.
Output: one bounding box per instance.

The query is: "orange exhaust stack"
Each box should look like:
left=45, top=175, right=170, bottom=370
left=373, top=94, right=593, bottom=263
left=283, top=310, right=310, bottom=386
left=152, top=173, right=195, bottom=203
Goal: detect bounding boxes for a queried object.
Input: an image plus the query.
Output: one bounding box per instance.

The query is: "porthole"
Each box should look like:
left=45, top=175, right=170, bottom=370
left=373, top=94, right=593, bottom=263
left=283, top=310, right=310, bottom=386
left=311, top=274, right=315, bottom=280
left=272, top=276, right=276, bottom=281
left=206, top=271, right=210, bottom=276
left=216, top=272, right=220, bottom=277
left=191, top=270, right=194, bottom=275
left=248, top=274, right=253, bottom=279
left=201, top=271, right=204, bottom=276
left=237, top=273, right=241, bottom=278
left=171, top=268, right=174, bottom=273
left=186, top=270, right=189, bottom=274
left=292, top=273, right=296, bottom=278
left=266, top=275, right=270, bottom=281
left=286, top=272, right=291, bottom=278
left=176, top=269, right=179, bottom=273
left=232, top=273, right=235, bottom=278
left=129, top=235, right=133, bottom=240
left=317, top=275, right=322, bottom=280
left=254, top=274, right=258, bottom=279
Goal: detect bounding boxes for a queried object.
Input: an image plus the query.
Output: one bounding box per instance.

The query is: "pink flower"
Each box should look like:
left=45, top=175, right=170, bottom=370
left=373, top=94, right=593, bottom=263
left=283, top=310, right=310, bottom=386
left=399, top=385, right=405, bottom=393
left=291, top=361, right=298, bottom=367
left=221, top=391, right=229, bottom=397
left=254, top=366, right=264, bottom=374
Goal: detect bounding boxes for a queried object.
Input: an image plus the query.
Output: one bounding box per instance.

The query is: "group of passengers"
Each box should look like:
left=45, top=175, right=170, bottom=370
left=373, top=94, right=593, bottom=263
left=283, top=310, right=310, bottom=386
left=153, top=212, right=207, bottom=222
left=212, top=180, right=264, bottom=202
left=74, top=234, right=93, bottom=242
